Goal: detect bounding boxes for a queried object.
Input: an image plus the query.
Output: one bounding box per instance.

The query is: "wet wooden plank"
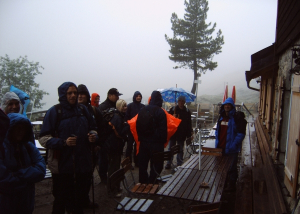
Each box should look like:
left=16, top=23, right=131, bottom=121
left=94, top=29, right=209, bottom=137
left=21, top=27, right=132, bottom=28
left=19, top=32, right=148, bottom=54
left=149, top=184, right=159, bottom=194
left=255, top=119, right=287, bottom=214
left=142, top=184, right=153, bottom=194
left=235, top=122, right=252, bottom=214
left=131, top=183, right=141, bottom=193
left=157, top=168, right=185, bottom=195
left=174, top=169, right=198, bottom=198
left=168, top=168, right=195, bottom=197
left=199, top=171, right=217, bottom=202
left=186, top=170, right=209, bottom=200
left=136, top=184, right=146, bottom=193
left=206, top=158, right=231, bottom=203
left=252, top=167, right=270, bottom=214
left=213, top=156, right=233, bottom=202
left=158, top=168, right=188, bottom=196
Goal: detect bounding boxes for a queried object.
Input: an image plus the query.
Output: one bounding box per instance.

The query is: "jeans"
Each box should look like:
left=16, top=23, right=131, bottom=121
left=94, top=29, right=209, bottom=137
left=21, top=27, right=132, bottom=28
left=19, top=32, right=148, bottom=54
left=167, top=139, right=184, bottom=166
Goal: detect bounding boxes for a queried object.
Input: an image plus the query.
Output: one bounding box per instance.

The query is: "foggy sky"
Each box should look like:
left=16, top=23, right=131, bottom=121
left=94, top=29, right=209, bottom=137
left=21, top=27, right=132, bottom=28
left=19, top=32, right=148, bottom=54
left=0, top=0, right=276, bottom=109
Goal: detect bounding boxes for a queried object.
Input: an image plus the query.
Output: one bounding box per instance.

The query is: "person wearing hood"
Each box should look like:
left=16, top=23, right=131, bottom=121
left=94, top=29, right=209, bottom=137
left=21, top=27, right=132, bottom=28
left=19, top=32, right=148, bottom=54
left=0, top=113, right=46, bottom=214
left=91, top=93, right=100, bottom=107
left=1, top=92, right=22, bottom=114
left=215, top=97, right=247, bottom=191
left=77, top=84, right=105, bottom=209
left=125, top=91, right=145, bottom=168
left=98, top=88, right=122, bottom=112
left=39, top=82, right=97, bottom=214
left=136, top=91, right=167, bottom=184
left=102, top=99, right=129, bottom=197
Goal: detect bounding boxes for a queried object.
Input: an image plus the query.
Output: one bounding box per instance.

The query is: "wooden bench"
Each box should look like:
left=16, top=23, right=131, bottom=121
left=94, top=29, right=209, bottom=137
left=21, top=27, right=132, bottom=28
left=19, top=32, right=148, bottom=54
left=131, top=183, right=159, bottom=195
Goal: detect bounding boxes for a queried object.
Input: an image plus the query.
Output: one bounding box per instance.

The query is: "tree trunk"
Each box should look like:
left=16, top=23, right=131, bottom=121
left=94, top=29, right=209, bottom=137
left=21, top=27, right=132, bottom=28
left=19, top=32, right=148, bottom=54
left=191, top=60, right=197, bottom=94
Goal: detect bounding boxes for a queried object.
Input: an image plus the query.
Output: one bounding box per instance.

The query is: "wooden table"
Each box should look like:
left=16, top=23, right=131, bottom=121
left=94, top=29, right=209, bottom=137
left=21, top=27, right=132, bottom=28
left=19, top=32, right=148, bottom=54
left=157, top=154, right=233, bottom=203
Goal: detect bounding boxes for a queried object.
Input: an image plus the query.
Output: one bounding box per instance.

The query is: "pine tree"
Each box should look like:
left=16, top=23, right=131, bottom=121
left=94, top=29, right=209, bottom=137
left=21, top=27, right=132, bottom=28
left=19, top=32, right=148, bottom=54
left=165, top=0, right=224, bottom=94
left=0, top=55, right=49, bottom=111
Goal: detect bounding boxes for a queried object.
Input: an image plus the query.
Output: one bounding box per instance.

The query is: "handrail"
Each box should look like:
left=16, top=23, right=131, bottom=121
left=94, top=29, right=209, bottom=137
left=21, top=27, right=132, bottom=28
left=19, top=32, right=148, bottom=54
left=241, top=102, right=254, bottom=119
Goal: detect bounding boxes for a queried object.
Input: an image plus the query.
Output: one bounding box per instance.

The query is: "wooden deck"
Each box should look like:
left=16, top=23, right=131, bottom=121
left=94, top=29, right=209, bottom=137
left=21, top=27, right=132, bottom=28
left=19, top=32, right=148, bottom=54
left=234, top=119, right=287, bottom=214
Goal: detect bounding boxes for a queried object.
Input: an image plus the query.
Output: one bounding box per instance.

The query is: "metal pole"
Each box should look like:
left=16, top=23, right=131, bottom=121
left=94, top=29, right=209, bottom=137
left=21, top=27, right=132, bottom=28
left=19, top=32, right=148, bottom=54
left=198, top=129, right=201, bottom=170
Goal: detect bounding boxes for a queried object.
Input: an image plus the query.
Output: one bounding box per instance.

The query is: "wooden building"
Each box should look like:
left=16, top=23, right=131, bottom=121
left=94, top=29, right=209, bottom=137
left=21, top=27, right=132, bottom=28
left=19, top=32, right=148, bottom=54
left=245, top=0, right=300, bottom=211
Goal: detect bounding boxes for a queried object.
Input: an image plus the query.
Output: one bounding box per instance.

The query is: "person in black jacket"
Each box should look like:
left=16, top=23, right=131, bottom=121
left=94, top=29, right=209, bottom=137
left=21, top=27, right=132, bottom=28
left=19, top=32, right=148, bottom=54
left=106, top=99, right=130, bottom=197
left=77, top=84, right=105, bottom=209
left=165, top=96, right=193, bottom=169
left=136, top=91, right=167, bottom=184
left=98, top=88, right=122, bottom=112
left=125, top=91, right=145, bottom=168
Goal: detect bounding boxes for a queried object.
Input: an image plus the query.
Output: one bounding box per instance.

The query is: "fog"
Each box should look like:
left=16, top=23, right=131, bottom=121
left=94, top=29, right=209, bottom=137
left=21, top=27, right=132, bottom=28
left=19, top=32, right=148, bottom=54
left=0, top=0, right=276, bottom=109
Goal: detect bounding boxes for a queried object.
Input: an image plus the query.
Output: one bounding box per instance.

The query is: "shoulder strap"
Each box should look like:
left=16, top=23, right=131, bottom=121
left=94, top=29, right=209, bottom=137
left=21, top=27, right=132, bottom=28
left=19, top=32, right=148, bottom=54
left=54, top=104, right=62, bottom=137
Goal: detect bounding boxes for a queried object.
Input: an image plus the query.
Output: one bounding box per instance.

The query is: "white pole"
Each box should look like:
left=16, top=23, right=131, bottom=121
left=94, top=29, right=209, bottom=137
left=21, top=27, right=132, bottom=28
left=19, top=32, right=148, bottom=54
left=199, top=129, right=201, bottom=170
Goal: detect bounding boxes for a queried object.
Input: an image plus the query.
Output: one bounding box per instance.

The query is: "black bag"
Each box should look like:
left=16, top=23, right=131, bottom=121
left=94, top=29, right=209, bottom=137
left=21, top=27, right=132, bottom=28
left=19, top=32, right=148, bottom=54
left=136, top=106, right=159, bottom=136
left=234, top=111, right=247, bottom=135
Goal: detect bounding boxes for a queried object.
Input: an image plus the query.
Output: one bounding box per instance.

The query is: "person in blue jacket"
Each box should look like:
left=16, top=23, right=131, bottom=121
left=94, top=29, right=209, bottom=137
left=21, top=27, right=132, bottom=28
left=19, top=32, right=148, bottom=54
left=39, top=82, right=97, bottom=214
left=215, top=97, right=247, bottom=191
left=136, top=91, right=167, bottom=184
left=125, top=91, right=145, bottom=168
left=0, top=113, right=46, bottom=214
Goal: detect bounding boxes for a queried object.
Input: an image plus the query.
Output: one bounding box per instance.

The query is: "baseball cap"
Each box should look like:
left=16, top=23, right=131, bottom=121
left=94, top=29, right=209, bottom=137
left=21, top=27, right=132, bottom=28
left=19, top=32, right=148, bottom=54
left=108, top=88, right=123, bottom=96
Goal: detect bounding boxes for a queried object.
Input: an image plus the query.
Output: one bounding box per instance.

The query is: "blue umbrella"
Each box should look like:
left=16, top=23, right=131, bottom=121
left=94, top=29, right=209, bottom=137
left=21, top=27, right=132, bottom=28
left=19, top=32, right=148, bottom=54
left=160, top=87, right=196, bottom=103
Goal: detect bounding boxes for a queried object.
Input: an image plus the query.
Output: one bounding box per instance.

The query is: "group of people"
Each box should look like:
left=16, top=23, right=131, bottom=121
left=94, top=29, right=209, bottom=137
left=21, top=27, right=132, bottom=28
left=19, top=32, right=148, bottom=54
left=0, top=81, right=247, bottom=214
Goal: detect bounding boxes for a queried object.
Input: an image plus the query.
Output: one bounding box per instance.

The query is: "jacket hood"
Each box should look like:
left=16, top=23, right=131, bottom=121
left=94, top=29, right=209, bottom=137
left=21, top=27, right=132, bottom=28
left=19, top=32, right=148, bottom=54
left=149, top=91, right=163, bottom=107
left=58, top=82, right=77, bottom=108
left=220, top=97, right=236, bottom=115
left=132, top=91, right=142, bottom=103
left=6, top=113, right=33, bottom=143
left=77, top=84, right=91, bottom=104
left=222, top=97, right=235, bottom=108
left=91, top=93, right=100, bottom=107
left=0, top=92, right=21, bottom=112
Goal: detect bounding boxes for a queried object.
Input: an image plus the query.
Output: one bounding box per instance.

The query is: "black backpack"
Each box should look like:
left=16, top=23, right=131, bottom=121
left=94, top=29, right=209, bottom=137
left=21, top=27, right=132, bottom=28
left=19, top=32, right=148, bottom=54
left=100, top=108, right=117, bottom=140
left=136, top=106, right=159, bottom=136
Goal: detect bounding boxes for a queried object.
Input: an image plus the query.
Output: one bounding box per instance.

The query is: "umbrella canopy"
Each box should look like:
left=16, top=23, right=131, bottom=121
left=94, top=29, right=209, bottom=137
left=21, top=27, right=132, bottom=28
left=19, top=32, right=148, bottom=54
left=232, top=85, right=236, bottom=103
left=222, top=85, right=228, bottom=103
left=160, top=87, right=196, bottom=103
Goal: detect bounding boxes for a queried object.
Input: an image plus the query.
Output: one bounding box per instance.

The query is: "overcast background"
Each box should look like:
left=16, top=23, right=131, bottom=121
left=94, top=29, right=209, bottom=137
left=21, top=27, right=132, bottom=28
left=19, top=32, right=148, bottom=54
left=0, top=0, right=277, bottom=109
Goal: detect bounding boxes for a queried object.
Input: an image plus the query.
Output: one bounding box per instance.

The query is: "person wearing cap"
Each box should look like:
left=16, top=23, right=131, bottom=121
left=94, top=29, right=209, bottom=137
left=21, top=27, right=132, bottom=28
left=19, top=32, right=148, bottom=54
left=98, top=88, right=122, bottom=113
left=215, top=97, right=247, bottom=192
left=165, top=96, right=193, bottom=169
left=125, top=91, right=145, bottom=168
left=91, top=93, right=100, bottom=107
left=1, top=92, right=21, bottom=114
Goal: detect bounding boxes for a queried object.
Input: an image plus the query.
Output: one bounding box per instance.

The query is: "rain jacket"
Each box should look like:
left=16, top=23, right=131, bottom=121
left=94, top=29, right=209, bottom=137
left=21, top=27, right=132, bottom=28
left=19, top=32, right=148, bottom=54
left=0, top=109, right=9, bottom=148
left=91, top=93, right=100, bottom=107
left=0, top=92, right=22, bottom=114
left=98, top=97, right=116, bottom=113
left=125, top=91, right=145, bottom=121
left=39, top=82, right=97, bottom=174
left=215, top=97, right=247, bottom=154
left=136, top=91, right=167, bottom=146
left=0, top=113, right=46, bottom=214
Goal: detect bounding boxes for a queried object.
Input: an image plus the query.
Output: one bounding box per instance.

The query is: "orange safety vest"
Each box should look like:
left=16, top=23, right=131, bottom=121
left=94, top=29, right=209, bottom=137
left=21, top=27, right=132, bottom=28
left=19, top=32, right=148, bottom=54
left=127, top=109, right=181, bottom=155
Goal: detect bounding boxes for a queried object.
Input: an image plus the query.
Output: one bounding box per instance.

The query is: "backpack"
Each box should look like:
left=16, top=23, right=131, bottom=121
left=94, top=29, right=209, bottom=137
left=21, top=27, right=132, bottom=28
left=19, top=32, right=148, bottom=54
left=136, top=106, right=159, bottom=136
left=100, top=108, right=117, bottom=140
left=233, top=111, right=247, bottom=135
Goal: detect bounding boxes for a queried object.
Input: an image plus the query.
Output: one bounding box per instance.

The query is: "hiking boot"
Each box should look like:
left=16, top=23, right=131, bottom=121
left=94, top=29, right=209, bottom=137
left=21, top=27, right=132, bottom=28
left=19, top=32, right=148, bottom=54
left=165, top=163, right=171, bottom=169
